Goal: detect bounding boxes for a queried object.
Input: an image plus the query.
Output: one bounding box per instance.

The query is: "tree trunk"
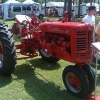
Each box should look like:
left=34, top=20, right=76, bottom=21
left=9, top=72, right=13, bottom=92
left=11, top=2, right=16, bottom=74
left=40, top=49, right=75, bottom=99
left=44, top=0, right=46, bottom=16
left=1, top=0, right=3, bottom=3
left=1, top=0, right=6, bottom=3
left=73, top=0, right=74, bottom=5
left=78, top=0, right=82, bottom=17
left=80, top=0, right=82, bottom=4
left=94, top=0, right=95, bottom=5
left=98, top=0, right=99, bottom=4
left=98, top=0, right=100, bottom=12
left=68, top=0, right=72, bottom=22
left=64, top=0, right=67, bottom=12
left=90, top=0, right=93, bottom=5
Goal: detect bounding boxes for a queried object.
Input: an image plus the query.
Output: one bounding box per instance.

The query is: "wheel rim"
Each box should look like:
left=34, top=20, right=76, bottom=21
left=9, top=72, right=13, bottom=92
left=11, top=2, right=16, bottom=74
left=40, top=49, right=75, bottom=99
left=65, top=72, right=81, bottom=93
left=40, top=49, right=51, bottom=57
left=39, top=15, right=43, bottom=19
left=0, top=42, right=3, bottom=68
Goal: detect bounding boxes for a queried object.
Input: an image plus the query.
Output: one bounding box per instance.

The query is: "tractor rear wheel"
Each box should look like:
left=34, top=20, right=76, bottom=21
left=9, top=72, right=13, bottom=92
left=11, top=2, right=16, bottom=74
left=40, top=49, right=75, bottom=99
left=39, top=49, right=59, bottom=63
left=0, top=23, right=16, bottom=75
left=82, top=64, right=95, bottom=93
left=62, top=65, right=89, bottom=98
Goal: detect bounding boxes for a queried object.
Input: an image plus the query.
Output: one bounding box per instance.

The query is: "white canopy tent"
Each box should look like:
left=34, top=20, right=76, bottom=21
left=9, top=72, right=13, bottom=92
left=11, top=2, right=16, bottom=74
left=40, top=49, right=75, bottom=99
left=42, top=2, right=75, bottom=7
left=4, top=0, right=20, bottom=4
left=2, top=0, right=20, bottom=19
left=86, top=2, right=99, bottom=6
left=86, top=2, right=99, bottom=11
left=23, top=0, right=34, bottom=4
left=42, top=2, right=64, bottom=7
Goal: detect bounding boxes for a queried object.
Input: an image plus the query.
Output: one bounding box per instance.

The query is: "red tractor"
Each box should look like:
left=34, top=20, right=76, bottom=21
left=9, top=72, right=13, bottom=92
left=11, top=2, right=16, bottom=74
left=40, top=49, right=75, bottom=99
left=0, top=11, right=95, bottom=98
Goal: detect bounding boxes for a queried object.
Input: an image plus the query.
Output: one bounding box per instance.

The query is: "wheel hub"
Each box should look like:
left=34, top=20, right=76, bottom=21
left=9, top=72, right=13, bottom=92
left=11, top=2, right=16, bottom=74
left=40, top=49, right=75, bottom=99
left=68, top=74, right=81, bottom=90
left=66, top=72, right=81, bottom=93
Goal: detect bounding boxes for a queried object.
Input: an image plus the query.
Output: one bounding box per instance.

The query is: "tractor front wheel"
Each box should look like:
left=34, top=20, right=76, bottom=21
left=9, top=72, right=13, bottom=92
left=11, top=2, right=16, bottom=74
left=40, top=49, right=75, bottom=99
left=62, top=65, right=89, bottom=98
left=82, top=64, right=95, bottom=93
left=39, top=49, right=59, bottom=63
left=0, top=23, right=16, bottom=75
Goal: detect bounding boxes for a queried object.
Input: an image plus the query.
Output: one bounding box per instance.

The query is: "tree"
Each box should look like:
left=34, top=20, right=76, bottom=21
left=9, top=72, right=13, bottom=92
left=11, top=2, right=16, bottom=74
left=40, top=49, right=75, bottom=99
left=0, top=0, right=6, bottom=3
left=83, top=0, right=91, bottom=3
left=44, top=0, right=47, bottom=16
left=64, top=0, right=67, bottom=11
left=98, top=0, right=99, bottom=4
left=78, top=0, right=82, bottom=17
left=18, top=0, right=24, bottom=2
left=90, top=0, right=93, bottom=5
left=68, top=0, right=72, bottom=21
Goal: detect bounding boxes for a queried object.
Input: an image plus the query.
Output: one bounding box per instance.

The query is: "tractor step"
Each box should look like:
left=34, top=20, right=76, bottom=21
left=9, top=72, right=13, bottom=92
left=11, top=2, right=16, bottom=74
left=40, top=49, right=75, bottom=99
left=16, top=52, right=38, bottom=60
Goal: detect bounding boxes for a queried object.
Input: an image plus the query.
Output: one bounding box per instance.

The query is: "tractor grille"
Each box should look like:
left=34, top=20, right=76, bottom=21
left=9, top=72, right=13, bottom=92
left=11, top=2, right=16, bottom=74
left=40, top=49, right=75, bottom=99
left=76, top=31, right=92, bottom=57
left=88, top=31, right=93, bottom=54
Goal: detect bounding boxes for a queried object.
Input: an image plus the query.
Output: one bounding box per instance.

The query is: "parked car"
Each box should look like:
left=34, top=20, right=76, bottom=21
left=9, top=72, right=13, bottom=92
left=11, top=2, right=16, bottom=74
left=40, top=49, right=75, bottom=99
left=8, top=3, right=44, bottom=19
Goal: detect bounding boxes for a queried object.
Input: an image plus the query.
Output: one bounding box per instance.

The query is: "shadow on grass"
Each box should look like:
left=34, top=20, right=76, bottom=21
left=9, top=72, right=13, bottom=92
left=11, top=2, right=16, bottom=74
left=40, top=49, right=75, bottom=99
left=28, top=58, right=61, bottom=70
left=91, top=63, right=100, bottom=88
left=0, top=75, right=12, bottom=87
left=13, top=35, right=20, bottom=43
left=94, top=64, right=100, bottom=87
left=13, top=60, right=85, bottom=100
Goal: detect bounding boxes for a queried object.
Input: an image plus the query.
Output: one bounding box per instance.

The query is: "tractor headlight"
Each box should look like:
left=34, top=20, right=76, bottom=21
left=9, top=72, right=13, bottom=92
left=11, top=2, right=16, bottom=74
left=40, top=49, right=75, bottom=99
left=22, top=20, right=27, bottom=25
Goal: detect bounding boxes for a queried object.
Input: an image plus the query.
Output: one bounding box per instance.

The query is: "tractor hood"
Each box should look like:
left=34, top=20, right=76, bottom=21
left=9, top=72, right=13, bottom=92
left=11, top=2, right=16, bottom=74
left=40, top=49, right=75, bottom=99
left=39, top=22, right=94, bottom=34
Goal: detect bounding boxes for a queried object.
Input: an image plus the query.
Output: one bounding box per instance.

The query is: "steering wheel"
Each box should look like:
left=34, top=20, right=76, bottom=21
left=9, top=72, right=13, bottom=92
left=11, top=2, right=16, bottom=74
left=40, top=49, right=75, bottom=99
left=26, top=3, right=39, bottom=16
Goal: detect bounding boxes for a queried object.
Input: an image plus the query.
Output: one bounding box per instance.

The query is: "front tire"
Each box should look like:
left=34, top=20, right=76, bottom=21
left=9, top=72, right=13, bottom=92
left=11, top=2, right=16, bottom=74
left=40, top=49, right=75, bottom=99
left=39, top=49, right=59, bottom=63
left=0, top=23, right=16, bottom=75
left=82, top=64, right=95, bottom=93
left=62, top=65, right=89, bottom=98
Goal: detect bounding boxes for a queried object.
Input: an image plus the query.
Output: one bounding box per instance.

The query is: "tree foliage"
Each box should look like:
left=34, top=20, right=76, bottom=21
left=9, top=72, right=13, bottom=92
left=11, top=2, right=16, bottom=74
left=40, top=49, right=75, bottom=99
left=83, top=0, right=90, bottom=3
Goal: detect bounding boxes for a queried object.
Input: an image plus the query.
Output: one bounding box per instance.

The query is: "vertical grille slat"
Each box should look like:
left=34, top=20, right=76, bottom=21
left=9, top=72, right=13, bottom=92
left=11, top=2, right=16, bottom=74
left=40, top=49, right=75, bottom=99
left=76, top=31, right=92, bottom=57
left=76, top=31, right=86, bottom=57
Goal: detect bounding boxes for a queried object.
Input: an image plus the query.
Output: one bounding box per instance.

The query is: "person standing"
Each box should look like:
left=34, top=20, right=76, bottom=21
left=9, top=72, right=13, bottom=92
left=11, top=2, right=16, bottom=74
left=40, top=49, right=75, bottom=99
left=82, top=5, right=97, bottom=64
left=82, top=5, right=96, bottom=27
left=71, top=10, right=76, bottom=22
left=82, top=5, right=96, bottom=41
left=48, top=7, right=51, bottom=16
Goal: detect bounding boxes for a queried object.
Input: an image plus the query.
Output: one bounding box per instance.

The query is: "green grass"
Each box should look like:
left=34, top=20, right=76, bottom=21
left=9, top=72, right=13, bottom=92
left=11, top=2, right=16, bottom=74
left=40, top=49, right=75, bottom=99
left=0, top=58, right=85, bottom=100
left=0, top=19, right=15, bottom=28
left=0, top=16, right=100, bottom=100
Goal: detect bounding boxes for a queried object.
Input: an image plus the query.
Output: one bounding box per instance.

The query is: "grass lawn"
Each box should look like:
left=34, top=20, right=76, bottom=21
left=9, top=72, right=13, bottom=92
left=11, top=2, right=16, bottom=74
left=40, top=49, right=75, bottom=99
left=0, top=16, right=100, bottom=100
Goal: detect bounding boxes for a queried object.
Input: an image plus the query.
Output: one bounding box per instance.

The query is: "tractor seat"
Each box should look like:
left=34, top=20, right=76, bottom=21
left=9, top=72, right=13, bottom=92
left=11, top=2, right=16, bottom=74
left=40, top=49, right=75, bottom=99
left=15, top=15, right=32, bottom=25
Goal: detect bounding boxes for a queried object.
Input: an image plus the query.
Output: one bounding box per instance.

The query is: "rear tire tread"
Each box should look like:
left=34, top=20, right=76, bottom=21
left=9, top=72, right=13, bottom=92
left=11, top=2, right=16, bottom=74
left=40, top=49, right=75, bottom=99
left=0, top=22, right=16, bottom=75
